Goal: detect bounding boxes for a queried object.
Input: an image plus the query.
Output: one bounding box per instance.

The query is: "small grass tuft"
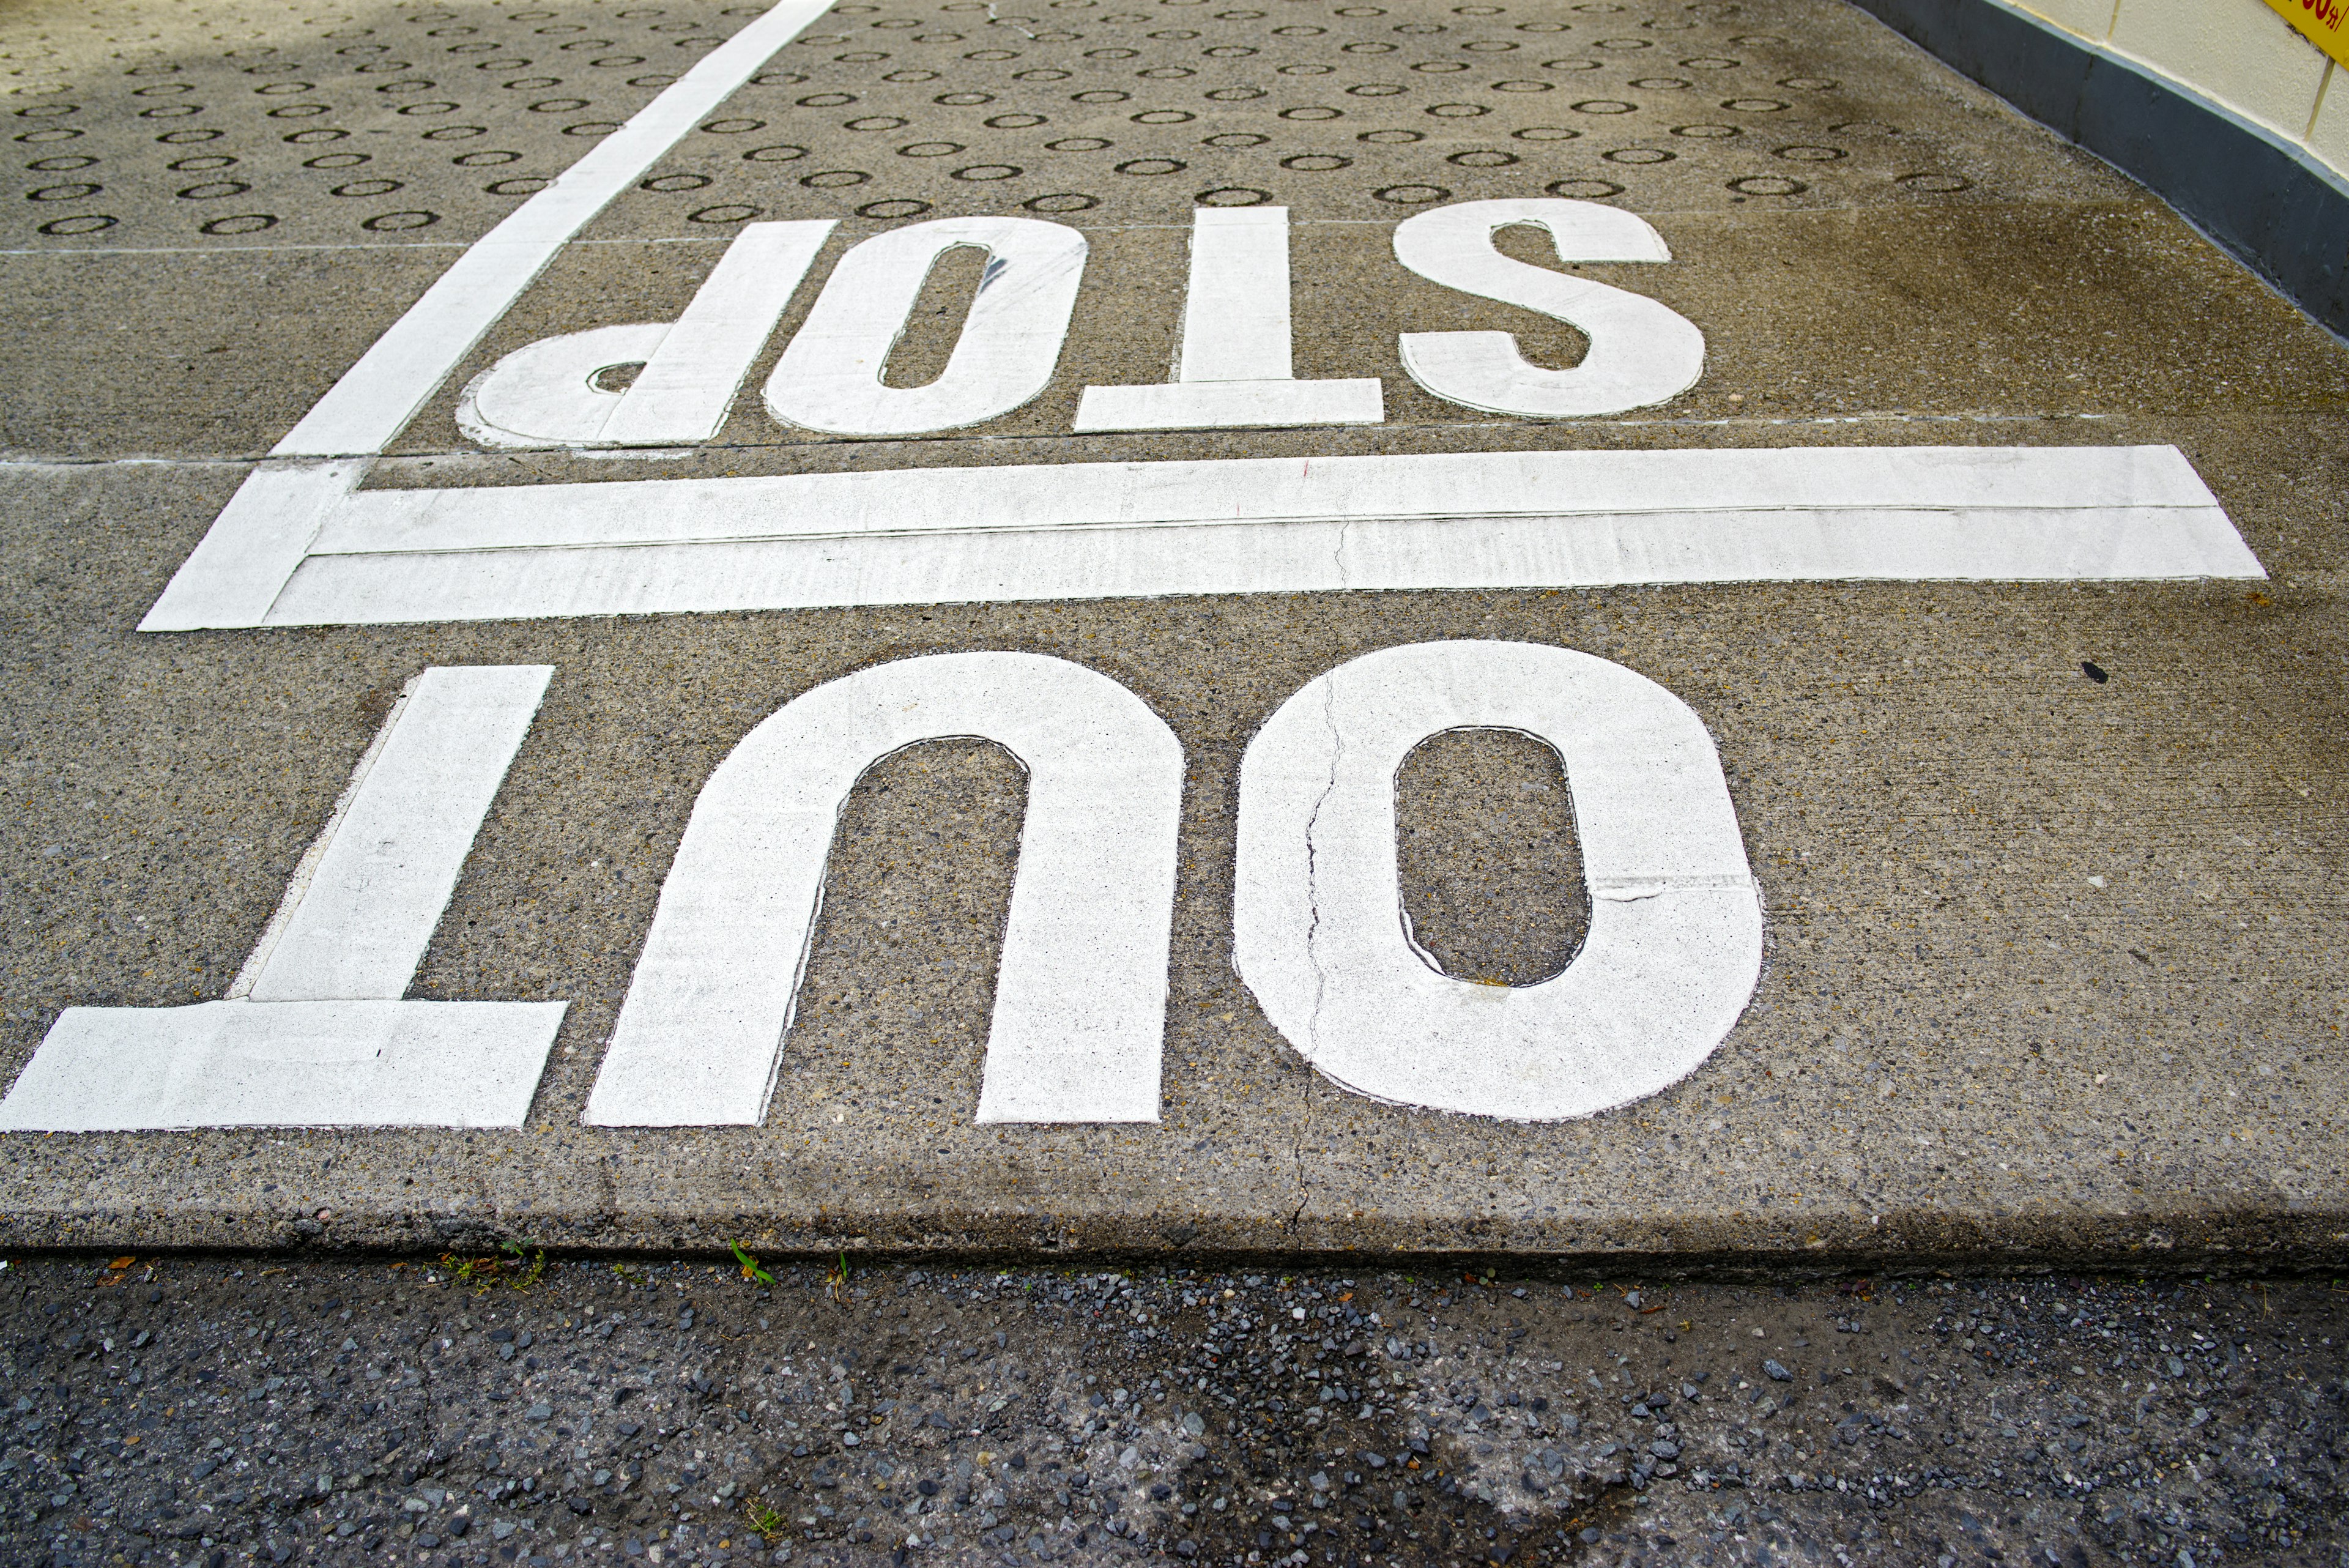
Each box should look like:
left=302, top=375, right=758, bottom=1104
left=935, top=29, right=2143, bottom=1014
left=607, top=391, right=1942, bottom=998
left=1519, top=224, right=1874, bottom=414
left=442, top=1239, right=547, bottom=1294
left=745, top=1498, right=787, bottom=1542
left=729, top=1242, right=774, bottom=1285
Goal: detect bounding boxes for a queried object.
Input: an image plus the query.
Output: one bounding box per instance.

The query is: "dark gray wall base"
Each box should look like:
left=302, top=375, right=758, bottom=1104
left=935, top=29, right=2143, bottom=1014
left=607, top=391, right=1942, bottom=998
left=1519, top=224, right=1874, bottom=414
left=1849, top=0, right=2349, bottom=336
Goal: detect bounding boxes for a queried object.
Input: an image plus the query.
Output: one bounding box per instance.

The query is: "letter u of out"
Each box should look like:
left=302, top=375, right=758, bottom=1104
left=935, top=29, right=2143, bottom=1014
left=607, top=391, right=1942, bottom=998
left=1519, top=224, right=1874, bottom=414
left=583, top=651, right=1184, bottom=1128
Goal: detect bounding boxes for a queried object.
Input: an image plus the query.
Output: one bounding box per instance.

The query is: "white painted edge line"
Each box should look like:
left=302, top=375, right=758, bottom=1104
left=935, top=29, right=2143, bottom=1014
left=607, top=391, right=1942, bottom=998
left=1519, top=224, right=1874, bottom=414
left=0, top=664, right=563, bottom=1131
left=584, top=652, right=1183, bottom=1126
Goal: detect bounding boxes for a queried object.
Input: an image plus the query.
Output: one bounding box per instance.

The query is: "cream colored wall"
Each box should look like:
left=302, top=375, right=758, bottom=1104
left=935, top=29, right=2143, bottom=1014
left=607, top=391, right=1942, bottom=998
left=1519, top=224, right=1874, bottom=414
left=2006, top=0, right=2343, bottom=179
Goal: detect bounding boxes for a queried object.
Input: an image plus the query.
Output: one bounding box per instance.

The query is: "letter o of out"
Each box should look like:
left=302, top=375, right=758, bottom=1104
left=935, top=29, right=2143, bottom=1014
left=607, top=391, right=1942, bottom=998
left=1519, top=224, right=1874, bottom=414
left=1233, top=639, right=1761, bottom=1120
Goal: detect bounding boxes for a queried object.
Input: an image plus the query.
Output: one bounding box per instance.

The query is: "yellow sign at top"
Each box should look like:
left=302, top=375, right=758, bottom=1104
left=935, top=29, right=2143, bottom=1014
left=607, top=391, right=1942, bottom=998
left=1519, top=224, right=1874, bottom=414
left=2266, top=0, right=2349, bottom=68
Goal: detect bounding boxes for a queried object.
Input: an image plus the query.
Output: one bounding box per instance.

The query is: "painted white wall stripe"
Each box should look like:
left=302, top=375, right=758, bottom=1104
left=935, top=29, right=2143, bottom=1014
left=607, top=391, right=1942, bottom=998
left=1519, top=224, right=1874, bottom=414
left=168, top=444, right=2257, bottom=625
left=1232, top=641, right=1762, bottom=1121
left=584, top=652, right=1183, bottom=1127
left=0, top=666, right=564, bottom=1131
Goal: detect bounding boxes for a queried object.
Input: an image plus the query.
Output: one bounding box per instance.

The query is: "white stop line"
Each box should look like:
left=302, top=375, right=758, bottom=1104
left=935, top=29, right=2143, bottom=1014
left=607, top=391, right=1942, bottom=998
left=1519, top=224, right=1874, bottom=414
left=130, top=1, right=2260, bottom=631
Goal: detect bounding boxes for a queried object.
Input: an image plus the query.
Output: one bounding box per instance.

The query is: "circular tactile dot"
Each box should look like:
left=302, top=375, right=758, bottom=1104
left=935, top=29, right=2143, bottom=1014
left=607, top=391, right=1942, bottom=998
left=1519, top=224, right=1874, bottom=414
left=486, top=177, right=550, bottom=195
left=29, top=183, right=103, bottom=201
left=687, top=204, right=762, bottom=222
left=1603, top=146, right=1672, bottom=163
left=1896, top=171, right=1971, bottom=191
left=952, top=163, right=1023, bottom=179
left=1671, top=123, right=1739, bottom=138
left=1445, top=148, right=1515, bottom=166
left=1775, top=144, right=1847, bottom=160
left=1425, top=102, right=1487, bottom=116
left=1572, top=99, right=1635, bottom=113
left=1491, top=80, right=1552, bottom=91
left=640, top=173, right=713, bottom=190
left=850, top=115, right=913, bottom=130
left=362, top=209, right=438, bottom=230
left=1195, top=185, right=1271, bottom=205
left=1778, top=76, right=1837, bottom=89
left=1045, top=136, right=1112, bottom=150
left=1723, top=97, right=1789, bottom=111
left=37, top=214, right=114, bottom=235
left=1545, top=177, right=1622, bottom=197
left=1372, top=182, right=1449, bottom=203
left=1115, top=157, right=1186, bottom=174
left=900, top=141, right=965, bottom=156
left=1203, top=132, right=1267, bottom=146
left=1023, top=190, right=1100, bottom=210
left=744, top=144, right=810, bottom=162
left=1512, top=125, right=1578, bottom=141
left=858, top=198, right=933, bottom=217
left=1357, top=127, right=1422, bottom=143
left=1630, top=77, right=1691, bottom=89
left=200, top=213, right=278, bottom=234
left=1280, top=154, right=1351, bottom=170
left=1726, top=174, right=1805, bottom=194
left=801, top=169, right=872, bottom=187
left=1280, top=105, right=1343, bottom=119
left=1131, top=108, right=1196, bottom=122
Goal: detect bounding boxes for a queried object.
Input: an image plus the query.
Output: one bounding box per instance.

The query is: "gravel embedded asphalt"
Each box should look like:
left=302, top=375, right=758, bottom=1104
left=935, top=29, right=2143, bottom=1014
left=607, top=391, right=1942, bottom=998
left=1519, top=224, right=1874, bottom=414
left=4, top=1253, right=2346, bottom=1568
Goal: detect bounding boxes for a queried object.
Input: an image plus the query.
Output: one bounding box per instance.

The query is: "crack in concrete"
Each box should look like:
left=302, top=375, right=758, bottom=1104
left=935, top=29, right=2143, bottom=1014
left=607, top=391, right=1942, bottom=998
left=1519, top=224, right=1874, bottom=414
left=1286, top=519, right=1353, bottom=1232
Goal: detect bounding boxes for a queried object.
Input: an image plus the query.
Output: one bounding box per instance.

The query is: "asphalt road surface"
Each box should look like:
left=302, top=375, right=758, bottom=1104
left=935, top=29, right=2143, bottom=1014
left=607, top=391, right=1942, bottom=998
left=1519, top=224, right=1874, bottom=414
left=5, top=1254, right=2347, bottom=1568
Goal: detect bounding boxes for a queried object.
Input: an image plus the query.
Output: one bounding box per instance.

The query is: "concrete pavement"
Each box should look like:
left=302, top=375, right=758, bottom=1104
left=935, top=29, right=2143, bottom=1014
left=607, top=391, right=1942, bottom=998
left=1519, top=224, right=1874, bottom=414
left=0, top=0, right=2345, bottom=1264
